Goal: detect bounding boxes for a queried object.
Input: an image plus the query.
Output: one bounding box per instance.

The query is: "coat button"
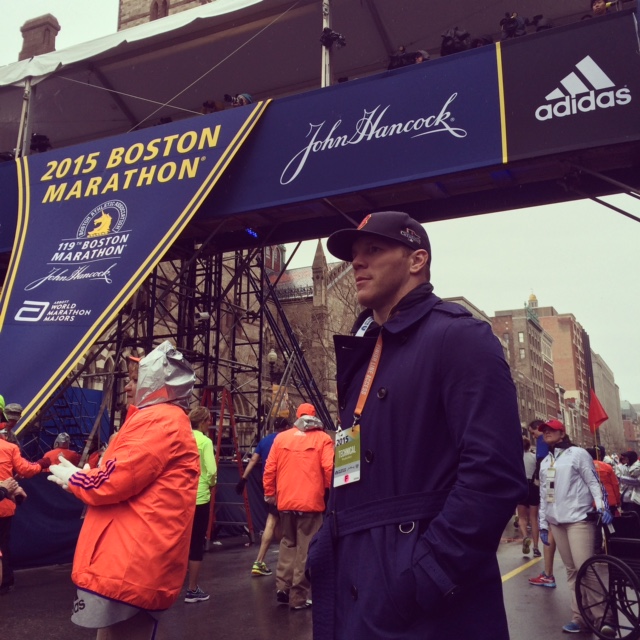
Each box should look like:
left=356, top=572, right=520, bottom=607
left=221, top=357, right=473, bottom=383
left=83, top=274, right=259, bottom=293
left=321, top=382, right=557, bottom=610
left=376, top=387, right=387, bottom=399
left=339, top=401, right=346, bottom=410
left=351, top=585, right=358, bottom=600
left=364, top=450, right=374, bottom=463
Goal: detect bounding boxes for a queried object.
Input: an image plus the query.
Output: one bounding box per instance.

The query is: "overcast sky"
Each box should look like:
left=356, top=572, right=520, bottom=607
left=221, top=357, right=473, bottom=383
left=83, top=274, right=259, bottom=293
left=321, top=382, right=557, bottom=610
left=1, top=1, right=638, bottom=401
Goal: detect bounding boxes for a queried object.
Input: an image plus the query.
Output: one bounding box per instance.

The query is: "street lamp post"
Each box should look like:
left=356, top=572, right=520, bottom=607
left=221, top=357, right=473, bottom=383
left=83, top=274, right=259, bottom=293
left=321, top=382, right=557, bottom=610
left=267, top=348, right=278, bottom=384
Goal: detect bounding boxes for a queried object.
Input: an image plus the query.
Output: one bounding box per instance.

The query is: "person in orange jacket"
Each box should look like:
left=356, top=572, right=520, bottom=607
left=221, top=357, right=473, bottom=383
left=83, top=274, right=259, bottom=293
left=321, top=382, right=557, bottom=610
left=41, top=432, right=81, bottom=468
left=0, top=477, right=27, bottom=588
left=0, top=424, right=42, bottom=592
left=587, top=447, right=621, bottom=515
left=263, top=403, right=333, bottom=610
left=48, top=342, right=199, bottom=640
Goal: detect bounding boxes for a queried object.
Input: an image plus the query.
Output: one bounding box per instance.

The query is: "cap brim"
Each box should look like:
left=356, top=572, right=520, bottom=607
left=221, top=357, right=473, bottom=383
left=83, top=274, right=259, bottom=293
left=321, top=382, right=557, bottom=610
left=327, top=228, right=360, bottom=261
left=327, top=228, right=403, bottom=262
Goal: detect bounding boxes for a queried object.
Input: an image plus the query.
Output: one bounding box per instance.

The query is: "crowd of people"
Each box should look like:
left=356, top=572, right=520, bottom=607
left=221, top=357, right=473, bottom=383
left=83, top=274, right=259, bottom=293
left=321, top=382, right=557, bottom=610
left=517, top=419, right=639, bottom=635
left=0, top=210, right=639, bottom=640
left=386, top=0, right=620, bottom=66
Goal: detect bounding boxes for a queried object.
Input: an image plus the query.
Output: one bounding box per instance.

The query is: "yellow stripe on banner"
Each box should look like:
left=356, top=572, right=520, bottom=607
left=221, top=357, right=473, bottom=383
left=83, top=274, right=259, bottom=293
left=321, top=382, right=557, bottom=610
left=495, top=41, right=508, bottom=164
left=0, top=157, right=31, bottom=331
left=16, top=101, right=271, bottom=433
left=501, top=557, right=541, bottom=582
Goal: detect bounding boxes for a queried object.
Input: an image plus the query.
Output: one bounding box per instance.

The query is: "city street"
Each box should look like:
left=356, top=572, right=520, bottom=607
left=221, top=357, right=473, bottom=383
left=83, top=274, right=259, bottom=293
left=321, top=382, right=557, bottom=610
left=2, top=523, right=578, bottom=640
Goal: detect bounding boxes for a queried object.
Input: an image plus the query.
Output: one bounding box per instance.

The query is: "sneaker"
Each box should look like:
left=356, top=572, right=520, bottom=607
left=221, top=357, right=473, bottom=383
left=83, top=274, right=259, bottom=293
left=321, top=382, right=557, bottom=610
left=562, top=622, right=587, bottom=633
left=184, top=586, right=210, bottom=603
left=276, top=590, right=289, bottom=605
left=533, top=548, right=542, bottom=558
left=529, top=572, right=556, bottom=588
left=522, top=537, right=532, bottom=555
left=600, top=624, right=616, bottom=638
left=292, top=599, right=312, bottom=610
left=252, top=561, right=272, bottom=576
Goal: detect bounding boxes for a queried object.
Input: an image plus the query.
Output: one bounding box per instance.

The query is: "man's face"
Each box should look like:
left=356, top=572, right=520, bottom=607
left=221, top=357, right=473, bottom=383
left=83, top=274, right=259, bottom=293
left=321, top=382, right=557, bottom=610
left=351, top=236, right=415, bottom=318
left=592, top=0, right=607, bottom=14
left=124, top=363, right=139, bottom=407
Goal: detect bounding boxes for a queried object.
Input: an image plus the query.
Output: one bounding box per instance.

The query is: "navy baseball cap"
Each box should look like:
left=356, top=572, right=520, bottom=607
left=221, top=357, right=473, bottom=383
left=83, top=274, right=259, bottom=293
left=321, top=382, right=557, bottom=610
left=327, top=211, right=431, bottom=264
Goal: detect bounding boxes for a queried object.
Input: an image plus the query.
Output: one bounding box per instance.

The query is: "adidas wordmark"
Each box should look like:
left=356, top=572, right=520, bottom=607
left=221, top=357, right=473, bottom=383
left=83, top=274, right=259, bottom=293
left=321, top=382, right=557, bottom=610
left=535, top=55, right=631, bottom=121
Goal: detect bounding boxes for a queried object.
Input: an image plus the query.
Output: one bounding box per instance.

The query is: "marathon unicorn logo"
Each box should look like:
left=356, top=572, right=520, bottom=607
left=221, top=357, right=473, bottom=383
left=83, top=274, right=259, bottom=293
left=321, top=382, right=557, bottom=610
left=535, top=55, right=631, bottom=121
left=78, top=200, right=127, bottom=239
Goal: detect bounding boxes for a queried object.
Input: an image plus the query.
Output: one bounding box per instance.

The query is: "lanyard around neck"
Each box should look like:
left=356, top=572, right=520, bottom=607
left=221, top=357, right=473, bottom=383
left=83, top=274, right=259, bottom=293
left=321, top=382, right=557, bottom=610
left=352, top=333, right=383, bottom=428
left=549, top=447, right=567, bottom=467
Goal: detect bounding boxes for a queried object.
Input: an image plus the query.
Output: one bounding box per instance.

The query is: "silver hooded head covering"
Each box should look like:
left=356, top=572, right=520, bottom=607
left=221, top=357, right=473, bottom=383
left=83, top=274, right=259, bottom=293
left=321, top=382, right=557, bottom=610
left=134, top=340, right=195, bottom=410
left=294, top=415, right=324, bottom=432
left=53, top=432, right=71, bottom=448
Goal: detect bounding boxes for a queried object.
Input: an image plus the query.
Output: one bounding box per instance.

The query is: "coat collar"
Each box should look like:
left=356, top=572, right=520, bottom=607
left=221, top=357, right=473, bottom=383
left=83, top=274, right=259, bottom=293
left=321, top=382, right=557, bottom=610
left=352, top=283, right=442, bottom=336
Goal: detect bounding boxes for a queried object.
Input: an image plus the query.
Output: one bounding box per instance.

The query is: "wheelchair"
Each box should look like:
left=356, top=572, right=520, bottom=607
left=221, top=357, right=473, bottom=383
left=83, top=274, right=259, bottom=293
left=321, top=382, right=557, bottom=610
left=576, top=512, right=640, bottom=640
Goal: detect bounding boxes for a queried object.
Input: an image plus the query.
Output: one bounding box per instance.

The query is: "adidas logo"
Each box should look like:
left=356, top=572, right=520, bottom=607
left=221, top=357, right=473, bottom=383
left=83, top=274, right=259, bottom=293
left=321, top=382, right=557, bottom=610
left=535, top=55, right=631, bottom=121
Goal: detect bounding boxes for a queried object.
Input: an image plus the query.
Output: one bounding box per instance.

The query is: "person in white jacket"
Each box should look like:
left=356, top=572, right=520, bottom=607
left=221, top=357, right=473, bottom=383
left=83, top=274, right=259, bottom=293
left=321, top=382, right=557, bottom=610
left=537, top=419, right=613, bottom=636
left=617, top=451, right=640, bottom=518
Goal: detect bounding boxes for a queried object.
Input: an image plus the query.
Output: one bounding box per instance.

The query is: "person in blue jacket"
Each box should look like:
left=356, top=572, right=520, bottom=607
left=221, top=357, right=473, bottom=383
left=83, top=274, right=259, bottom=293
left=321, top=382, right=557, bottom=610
left=308, top=211, right=527, bottom=640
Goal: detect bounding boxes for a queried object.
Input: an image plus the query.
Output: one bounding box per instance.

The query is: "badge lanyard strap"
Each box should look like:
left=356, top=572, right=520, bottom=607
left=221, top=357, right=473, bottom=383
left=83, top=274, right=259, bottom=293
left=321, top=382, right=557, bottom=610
left=548, top=448, right=567, bottom=468
left=352, top=333, right=383, bottom=429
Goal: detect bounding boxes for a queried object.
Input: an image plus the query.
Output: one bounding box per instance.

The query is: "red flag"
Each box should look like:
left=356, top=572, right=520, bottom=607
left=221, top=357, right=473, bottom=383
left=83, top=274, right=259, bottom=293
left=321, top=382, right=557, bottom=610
left=588, top=389, right=608, bottom=433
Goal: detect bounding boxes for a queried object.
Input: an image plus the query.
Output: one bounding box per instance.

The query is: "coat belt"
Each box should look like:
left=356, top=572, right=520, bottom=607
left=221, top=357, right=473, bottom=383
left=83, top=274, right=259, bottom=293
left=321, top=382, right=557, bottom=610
left=311, top=488, right=450, bottom=640
left=327, top=489, right=450, bottom=540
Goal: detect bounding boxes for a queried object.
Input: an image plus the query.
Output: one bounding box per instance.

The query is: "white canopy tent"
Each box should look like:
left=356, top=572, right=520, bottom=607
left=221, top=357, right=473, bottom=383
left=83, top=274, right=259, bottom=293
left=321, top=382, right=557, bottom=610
left=0, top=0, right=595, bottom=155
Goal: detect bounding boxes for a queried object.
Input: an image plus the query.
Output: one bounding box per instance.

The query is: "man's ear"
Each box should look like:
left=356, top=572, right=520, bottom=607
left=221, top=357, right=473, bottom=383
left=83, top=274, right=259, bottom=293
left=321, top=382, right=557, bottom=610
left=409, top=249, right=429, bottom=274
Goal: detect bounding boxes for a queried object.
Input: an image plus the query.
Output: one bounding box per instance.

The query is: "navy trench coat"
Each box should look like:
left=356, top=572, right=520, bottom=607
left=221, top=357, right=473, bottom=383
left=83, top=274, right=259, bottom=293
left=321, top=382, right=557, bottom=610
left=309, top=287, right=527, bottom=639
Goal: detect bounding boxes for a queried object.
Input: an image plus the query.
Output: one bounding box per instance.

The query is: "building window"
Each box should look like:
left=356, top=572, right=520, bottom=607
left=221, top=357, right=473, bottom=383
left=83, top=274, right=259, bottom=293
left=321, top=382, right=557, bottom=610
left=265, top=246, right=272, bottom=269
left=151, top=0, right=169, bottom=20
left=519, top=348, right=526, bottom=360
left=273, top=247, right=281, bottom=273
left=518, top=331, right=524, bottom=343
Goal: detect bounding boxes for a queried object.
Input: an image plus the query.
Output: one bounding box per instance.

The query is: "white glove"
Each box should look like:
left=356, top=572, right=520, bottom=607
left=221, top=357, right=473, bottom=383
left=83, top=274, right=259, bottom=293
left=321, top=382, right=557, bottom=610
left=47, top=455, right=86, bottom=491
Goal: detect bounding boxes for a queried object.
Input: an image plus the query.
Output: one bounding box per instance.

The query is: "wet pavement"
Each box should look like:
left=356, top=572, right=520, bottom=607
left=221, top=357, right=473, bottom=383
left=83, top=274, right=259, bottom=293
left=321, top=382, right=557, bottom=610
left=2, top=524, right=578, bottom=640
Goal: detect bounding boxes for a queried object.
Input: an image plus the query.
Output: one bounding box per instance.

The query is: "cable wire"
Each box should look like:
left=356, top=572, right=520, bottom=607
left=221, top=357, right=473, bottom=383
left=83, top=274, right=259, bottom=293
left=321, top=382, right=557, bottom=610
left=129, top=0, right=302, bottom=132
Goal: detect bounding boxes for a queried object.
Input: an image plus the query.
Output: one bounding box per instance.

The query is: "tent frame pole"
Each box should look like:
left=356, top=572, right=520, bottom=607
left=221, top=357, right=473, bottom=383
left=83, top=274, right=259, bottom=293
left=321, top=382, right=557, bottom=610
left=16, top=77, right=33, bottom=158
left=321, top=0, right=331, bottom=88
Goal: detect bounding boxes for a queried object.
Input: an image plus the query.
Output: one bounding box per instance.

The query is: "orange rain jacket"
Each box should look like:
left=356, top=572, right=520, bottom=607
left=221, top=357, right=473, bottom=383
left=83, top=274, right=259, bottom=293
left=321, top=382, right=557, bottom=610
left=68, top=403, right=199, bottom=611
left=593, top=459, right=621, bottom=508
left=42, top=447, right=81, bottom=467
left=0, top=439, right=41, bottom=517
left=263, top=426, right=333, bottom=512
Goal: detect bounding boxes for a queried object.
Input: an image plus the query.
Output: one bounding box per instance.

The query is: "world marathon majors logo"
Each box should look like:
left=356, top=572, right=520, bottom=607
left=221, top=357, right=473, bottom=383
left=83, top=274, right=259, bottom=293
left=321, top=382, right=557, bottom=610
left=535, top=55, right=631, bottom=121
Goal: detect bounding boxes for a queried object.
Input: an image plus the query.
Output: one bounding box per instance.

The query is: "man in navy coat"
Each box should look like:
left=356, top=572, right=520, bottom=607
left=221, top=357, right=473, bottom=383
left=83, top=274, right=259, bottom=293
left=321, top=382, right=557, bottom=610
left=308, top=211, right=527, bottom=639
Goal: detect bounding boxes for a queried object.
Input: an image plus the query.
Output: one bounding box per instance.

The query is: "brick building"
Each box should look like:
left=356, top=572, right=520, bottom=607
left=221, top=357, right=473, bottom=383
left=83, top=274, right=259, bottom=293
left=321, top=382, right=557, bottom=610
left=492, top=296, right=550, bottom=428
left=533, top=299, right=592, bottom=443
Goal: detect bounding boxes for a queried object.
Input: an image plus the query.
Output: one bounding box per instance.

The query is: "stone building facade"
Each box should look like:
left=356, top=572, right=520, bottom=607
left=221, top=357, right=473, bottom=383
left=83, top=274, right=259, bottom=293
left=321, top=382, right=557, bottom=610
left=118, top=0, right=206, bottom=31
left=591, top=350, right=626, bottom=453
left=492, top=297, right=550, bottom=427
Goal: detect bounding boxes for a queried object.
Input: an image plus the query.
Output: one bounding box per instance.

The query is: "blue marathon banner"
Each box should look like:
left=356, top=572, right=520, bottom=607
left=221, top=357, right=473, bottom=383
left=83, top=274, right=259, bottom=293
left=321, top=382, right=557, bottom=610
left=206, top=12, right=639, bottom=220
left=212, top=45, right=504, bottom=216
left=0, top=101, right=269, bottom=431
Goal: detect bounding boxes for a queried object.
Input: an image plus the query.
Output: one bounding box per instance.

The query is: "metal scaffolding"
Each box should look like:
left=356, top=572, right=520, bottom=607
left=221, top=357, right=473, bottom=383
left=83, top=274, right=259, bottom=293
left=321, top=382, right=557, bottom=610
left=18, top=234, right=334, bottom=460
